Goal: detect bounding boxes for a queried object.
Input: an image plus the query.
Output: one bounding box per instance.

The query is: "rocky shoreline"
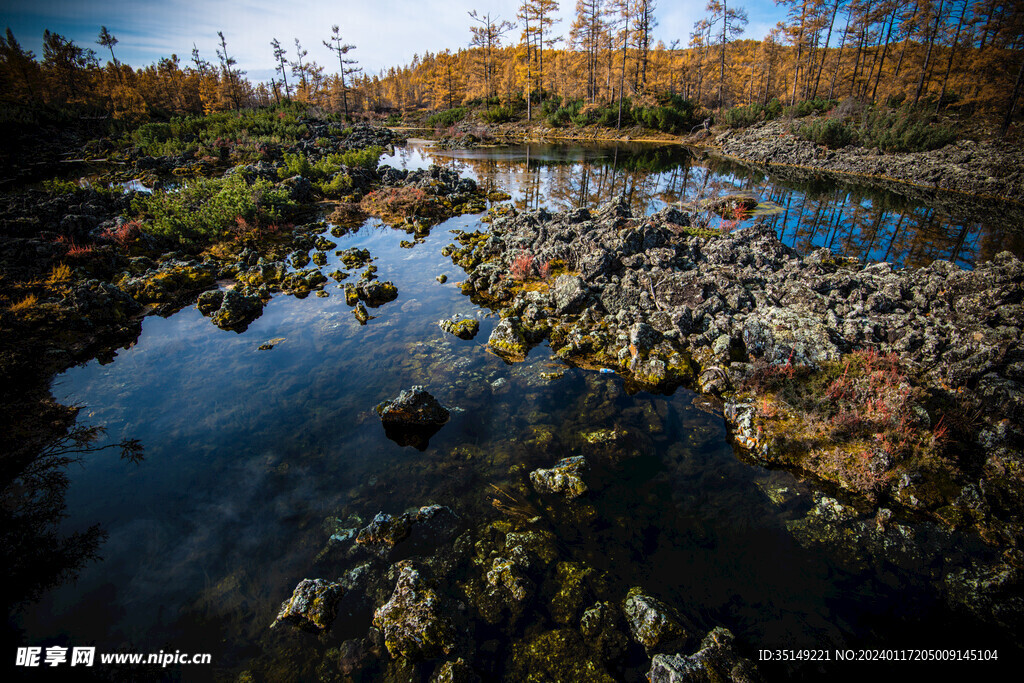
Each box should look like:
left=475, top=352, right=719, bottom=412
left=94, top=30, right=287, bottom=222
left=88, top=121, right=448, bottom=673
left=715, top=119, right=1024, bottom=205
left=445, top=199, right=1024, bottom=550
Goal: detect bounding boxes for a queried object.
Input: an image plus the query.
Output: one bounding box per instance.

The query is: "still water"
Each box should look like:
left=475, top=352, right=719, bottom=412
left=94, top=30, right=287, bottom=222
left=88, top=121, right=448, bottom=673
left=17, top=140, right=1020, bottom=680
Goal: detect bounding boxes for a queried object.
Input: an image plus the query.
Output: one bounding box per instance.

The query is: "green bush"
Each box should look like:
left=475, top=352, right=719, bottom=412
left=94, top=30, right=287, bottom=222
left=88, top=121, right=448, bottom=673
left=857, top=109, right=956, bottom=153
left=426, top=107, right=468, bottom=128
left=316, top=173, right=353, bottom=198
left=278, top=146, right=381, bottom=180
left=723, top=98, right=783, bottom=129
left=481, top=106, right=517, bottom=124
left=788, top=97, right=838, bottom=118
left=632, top=94, right=697, bottom=133
left=547, top=100, right=583, bottom=127
left=133, top=174, right=296, bottom=245
left=797, top=118, right=855, bottom=149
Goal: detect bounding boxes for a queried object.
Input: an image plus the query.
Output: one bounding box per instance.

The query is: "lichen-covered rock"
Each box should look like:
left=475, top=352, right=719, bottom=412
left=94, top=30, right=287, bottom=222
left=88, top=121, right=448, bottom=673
left=211, top=288, right=264, bottom=331
left=339, top=247, right=372, bottom=268
left=432, top=658, right=480, bottom=683
left=580, top=601, right=629, bottom=663
left=506, top=629, right=616, bottom=683
left=649, top=628, right=763, bottom=683
left=271, top=578, right=343, bottom=632
left=196, top=289, right=223, bottom=315
left=622, top=587, right=688, bottom=651
left=373, top=561, right=457, bottom=660
left=378, top=386, right=450, bottom=427
left=354, top=302, right=370, bottom=323
left=529, top=456, right=589, bottom=499
left=358, top=280, right=398, bottom=307
left=488, top=316, right=529, bottom=360
left=356, top=512, right=413, bottom=554
left=439, top=317, right=479, bottom=340
left=551, top=274, right=589, bottom=314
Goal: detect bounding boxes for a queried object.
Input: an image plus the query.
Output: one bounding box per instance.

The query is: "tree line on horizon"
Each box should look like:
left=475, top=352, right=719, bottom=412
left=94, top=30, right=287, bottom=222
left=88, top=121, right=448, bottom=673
left=1, top=0, right=1022, bottom=133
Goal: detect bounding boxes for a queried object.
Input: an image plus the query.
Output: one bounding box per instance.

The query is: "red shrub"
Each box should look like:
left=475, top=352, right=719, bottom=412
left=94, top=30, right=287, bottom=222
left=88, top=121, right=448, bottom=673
left=510, top=251, right=535, bottom=281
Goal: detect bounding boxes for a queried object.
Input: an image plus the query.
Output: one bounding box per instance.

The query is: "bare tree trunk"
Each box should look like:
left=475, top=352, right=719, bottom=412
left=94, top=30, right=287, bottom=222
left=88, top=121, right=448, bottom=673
left=914, top=0, right=946, bottom=106
left=936, top=0, right=968, bottom=111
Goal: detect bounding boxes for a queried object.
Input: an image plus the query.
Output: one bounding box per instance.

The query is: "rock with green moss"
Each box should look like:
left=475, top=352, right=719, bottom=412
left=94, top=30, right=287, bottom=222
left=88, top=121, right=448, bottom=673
left=488, top=316, right=529, bottom=360
left=345, top=284, right=359, bottom=306
left=549, top=561, right=594, bottom=625
left=354, top=302, right=370, bottom=323
left=358, top=280, right=399, bottom=307
left=196, top=289, right=224, bottom=315
left=270, top=578, right=344, bottom=632
left=314, top=236, right=337, bottom=251
left=439, top=317, right=479, bottom=340
left=211, top=288, right=264, bottom=331
left=356, top=512, right=413, bottom=555
left=311, top=251, right=328, bottom=266
left=330, top=269, right=348, bottom=282
left=373, top=561, right=457, bottom=661
left=432, top=658, right=480, bottom=683
left=580, top=601, right=629, bottom=663
left=340, top=247, right=372, bottom=268
left=290, top=250, right=310, bottom=268
left=622, top=587, right=688, bottom=652
left=529, top=456, right=589, bottom=499
left=506, top=629, right=616, bottom=683
left=648, top=628, right=763, bottom=683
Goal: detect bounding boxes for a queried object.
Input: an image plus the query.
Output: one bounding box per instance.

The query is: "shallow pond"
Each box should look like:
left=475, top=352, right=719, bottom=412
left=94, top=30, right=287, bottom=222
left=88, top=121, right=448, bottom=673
left=16, top=140, right=1021, bottom=680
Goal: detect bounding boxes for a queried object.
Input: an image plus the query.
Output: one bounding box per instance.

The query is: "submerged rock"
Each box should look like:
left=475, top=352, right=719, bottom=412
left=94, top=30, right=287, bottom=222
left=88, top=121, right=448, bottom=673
left=270, top=578, right=344, bottom=632
left=529, top=456, right=589, bottom=499
left=373, top=561, right=457, bottom=660
left=649, top=628, right=763, bottom=683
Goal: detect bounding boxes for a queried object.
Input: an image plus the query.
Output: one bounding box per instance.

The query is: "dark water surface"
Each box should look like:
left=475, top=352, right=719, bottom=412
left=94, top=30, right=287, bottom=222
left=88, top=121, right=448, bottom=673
left=17, top=140, right=1021, bottom=680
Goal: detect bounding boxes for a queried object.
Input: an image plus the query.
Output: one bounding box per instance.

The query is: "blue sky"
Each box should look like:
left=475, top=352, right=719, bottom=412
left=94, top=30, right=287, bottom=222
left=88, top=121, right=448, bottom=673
left=2, top=0, right=783, bottom=82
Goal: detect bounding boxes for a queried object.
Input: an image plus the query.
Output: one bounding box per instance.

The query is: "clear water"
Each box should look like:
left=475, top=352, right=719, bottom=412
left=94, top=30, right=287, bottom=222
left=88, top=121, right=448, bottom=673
left=17, top=140, right=1021, bottom=679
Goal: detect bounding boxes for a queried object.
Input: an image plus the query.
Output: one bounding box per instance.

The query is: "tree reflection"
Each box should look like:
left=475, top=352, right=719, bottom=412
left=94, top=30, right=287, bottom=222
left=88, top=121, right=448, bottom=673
left=410, top=139, right=1022, bottom=268
left=2, top=395, right=144, bottom=615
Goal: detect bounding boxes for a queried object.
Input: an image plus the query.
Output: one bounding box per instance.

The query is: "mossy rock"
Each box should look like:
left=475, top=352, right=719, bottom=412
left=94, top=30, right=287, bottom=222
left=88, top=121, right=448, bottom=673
left=439, top=318, right=479, bottom=340
left=506, top=629, right=616, bottom=683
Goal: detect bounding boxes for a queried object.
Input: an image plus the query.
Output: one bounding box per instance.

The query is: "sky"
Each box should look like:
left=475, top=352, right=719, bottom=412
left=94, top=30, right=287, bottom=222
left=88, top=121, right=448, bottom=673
left=1, top=0, right=783, bottom=83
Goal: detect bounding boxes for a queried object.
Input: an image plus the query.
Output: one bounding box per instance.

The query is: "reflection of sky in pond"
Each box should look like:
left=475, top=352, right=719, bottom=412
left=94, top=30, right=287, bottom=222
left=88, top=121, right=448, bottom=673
left=383, top=140, right=1023, bottom=270
left=18, top=142, right=1021, bottom=679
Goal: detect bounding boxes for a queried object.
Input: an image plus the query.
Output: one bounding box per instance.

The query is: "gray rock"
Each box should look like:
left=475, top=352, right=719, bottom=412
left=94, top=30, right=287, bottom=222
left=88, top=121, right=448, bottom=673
left=649, top=628, right=763, bottom=683
left=552, top=274, right=590, bottom=314
left=271, top=578, right=343, bottom=631
left=377, top=386, right=450, bottom=427
left=622, top=588, right=688, bottom=651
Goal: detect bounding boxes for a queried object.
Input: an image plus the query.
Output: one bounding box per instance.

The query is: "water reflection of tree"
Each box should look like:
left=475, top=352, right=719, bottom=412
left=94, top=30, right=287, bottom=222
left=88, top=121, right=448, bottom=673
left=410, top=141, right=1016, bottom=267
left=2, top=394, right=143, bottom=615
